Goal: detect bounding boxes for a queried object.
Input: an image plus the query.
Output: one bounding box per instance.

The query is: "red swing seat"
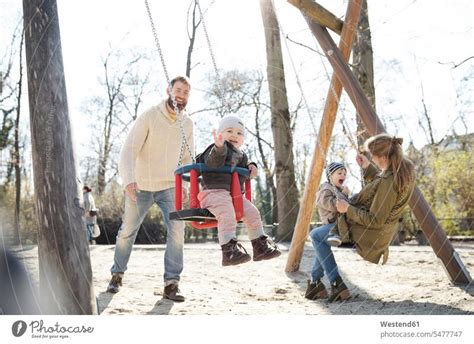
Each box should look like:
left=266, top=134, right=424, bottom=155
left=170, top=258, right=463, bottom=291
left=169, top=163, right=251, bottom=229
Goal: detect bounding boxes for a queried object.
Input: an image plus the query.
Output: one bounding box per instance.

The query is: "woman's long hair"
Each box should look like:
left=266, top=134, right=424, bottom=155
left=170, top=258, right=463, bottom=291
left=365, top=134, right=415, bottom=192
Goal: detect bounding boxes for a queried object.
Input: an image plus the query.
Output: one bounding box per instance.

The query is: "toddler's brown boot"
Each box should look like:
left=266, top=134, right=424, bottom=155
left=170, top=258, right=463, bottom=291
left=251, top=235, right=281, bottom=261
left=221, top=239, right=251, bottom=266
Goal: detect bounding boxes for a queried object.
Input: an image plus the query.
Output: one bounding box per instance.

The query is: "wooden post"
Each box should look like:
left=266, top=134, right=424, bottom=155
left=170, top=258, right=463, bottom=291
left=286, top=0, right=363, bottom=272
left=302, top=17, right=472, bottom=285
left=23, top=0, right=98, bottom=313
left=287, top=0, right=343, bottom=35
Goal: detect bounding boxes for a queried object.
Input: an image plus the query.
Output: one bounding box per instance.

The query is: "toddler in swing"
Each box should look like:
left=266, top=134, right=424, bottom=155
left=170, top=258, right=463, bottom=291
left=196, top=115, right=281, bottom=266
left=317, top=162, right=351, bottom=246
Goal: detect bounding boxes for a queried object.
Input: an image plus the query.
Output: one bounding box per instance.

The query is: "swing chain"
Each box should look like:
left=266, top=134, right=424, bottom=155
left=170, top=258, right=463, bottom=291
left=144, top=0, right=194, bottom=166
left=177, top=113, right=195, bottom=166
left=195, top=0, right=226, bottom=105
left=145, top=0, right=170, bottom=84
left=195, top=0, right=220, bottom=81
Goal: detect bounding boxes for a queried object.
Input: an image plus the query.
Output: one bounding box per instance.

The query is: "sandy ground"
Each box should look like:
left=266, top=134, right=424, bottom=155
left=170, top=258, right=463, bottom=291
left=13, top=240, right=474, bottom=315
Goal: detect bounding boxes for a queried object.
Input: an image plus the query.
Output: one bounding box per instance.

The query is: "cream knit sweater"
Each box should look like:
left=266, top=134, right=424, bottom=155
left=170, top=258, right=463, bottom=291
left=119, top=99, right=194, bottom=192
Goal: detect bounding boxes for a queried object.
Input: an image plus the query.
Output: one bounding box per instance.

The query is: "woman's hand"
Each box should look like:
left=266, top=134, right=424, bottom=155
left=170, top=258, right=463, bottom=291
left=336, top=199, right=349, bottom=213
left=356, top=153, right=370, bottom=169
left=212, top=129, right=224, bottom=148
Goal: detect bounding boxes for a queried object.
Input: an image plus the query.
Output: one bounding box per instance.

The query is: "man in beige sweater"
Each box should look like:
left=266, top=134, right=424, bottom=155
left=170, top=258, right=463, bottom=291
left=106, top=76, right=194, bottom=302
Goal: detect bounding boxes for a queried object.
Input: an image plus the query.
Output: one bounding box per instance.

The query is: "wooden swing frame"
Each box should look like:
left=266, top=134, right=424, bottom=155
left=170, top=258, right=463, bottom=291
left=285, top=0, right=471, bottom=286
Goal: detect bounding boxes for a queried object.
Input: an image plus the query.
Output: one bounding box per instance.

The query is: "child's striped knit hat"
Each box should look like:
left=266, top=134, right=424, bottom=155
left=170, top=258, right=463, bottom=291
left=325, top=162, right=346, bottom=181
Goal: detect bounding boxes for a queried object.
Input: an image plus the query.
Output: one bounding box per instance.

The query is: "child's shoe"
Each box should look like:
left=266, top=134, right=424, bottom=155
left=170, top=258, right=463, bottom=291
left=251, top=235, right=281, bottom=261
left=328, top=276, right=350, bottom=302
left=327, top=234, right=342, bottom=247
left=305, top=279, right=328, bottom=300
left=221, top=239, right=251, bottom=266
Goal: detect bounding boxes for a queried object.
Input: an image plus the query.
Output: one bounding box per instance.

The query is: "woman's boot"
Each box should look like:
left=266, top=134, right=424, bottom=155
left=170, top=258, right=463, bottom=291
left=305, top=279, right=328, bottom=300
left=328, top=276, right=350, bottom=302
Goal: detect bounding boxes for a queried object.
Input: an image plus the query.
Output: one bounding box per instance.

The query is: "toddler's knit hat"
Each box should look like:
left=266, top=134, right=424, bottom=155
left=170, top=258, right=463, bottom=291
left=217, top=115, right=245, bottom=135
left=325, top=162, right=346, bottom=181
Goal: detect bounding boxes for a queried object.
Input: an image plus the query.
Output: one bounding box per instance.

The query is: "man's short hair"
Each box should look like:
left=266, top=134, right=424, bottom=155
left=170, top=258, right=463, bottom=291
left=170, top=76, right=191, bottom=89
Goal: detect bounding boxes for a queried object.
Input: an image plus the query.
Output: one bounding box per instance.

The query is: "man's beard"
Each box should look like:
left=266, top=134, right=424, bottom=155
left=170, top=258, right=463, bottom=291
left=167, top=97, right=187, bottom=111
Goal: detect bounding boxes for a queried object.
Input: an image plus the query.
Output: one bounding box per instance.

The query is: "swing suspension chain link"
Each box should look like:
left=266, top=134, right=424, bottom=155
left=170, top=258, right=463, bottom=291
left=144, top=0, right=179, bottom=115
left=177, top=113, right=195, bottom=166
left=144, top=0, right=194, bottom=166
left=145, top=0, right=170, bottom=84
left=195, top=0, right=224, bottom=103
left=273, top=1, right=318, bottom=136
left=195, top=0, right=220, bottom=80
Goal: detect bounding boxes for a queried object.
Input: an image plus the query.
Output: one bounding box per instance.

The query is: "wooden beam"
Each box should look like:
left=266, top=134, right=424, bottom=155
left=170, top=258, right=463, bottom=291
left=285, top=0, right=363, bottom=272
left=304, top=18, right=472, bottom=285
left=288, top=0, right=343, bottom=35
left=306, top=21, right=385, bottom=135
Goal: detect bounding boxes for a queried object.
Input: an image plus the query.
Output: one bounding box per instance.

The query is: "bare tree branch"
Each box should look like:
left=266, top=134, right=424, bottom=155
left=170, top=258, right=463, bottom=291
left=436, top=56, right=474, bottom=69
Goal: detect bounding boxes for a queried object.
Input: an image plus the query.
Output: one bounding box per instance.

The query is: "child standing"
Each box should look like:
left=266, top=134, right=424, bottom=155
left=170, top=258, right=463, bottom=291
left=316, top=162, right=350, bottom=246
left=196, top=115, right=281, bottom=266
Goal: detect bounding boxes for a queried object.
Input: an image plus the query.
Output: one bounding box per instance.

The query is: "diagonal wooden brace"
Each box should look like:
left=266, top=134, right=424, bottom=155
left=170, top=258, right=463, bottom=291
left=286, top=0, right=363, bottom=272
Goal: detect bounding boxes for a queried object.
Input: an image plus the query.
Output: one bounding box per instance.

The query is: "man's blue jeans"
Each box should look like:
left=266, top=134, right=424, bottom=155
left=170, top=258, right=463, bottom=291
left=309, top=223, right=340, bottom=284
left=111, top=187, right=184, bottom=284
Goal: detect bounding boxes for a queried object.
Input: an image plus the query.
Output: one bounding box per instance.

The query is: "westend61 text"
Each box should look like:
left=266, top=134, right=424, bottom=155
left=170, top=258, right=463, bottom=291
left=29, top=320, right=94, bottom=334
left=380, top=321, right=420, bottom=328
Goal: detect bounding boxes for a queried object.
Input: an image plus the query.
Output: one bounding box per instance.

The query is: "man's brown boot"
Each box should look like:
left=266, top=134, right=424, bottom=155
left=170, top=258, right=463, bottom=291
left=305, top=279, right=328, bottom=300
left=251, top=235, right=281, bottom=261
left=221, top=239, right=251, bottom=266
left=328, top=276, right=350, bottom=302
left=106, top=274, right=123, bottom=294
left=163, top=283, right=185, bottom=302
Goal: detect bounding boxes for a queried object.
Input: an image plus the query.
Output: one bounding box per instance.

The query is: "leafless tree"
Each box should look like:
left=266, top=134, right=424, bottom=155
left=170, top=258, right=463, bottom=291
left=185, top=0, right=216, bottom=78
left=0, top=20, right=24, bottom=245
left=0, top=23, right=21, bottom=159
left=260, top=0, right=300, bottom=241
left=11, top=27, right=25, bottom=245
left=352, top=0, right=374, bottom=147
left=82, top=49, right=152, bottom=194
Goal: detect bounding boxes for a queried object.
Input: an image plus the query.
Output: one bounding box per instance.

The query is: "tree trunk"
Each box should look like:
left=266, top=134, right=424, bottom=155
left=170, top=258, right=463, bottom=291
left=22, top=0, right=97, bottom=314
left=186, top=0, right=199, bottom=78
left=97, top=105, right=113, bottom=195
left=260, top=0, right=300, bottom=241
left=12, top=28, right=25, bottom=245
left=352, top=0, right=374, bottom=147
left=255, top=106, right=278, bottom=225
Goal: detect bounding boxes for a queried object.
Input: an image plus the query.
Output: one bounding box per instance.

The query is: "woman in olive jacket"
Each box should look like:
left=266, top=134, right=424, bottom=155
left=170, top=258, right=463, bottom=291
left=306, top=134, right=415, bottom=302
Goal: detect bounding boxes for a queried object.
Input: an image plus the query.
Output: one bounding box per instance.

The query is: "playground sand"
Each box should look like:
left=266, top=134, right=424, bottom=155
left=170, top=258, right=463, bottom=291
left=15, top=241, right=474, bottom=315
